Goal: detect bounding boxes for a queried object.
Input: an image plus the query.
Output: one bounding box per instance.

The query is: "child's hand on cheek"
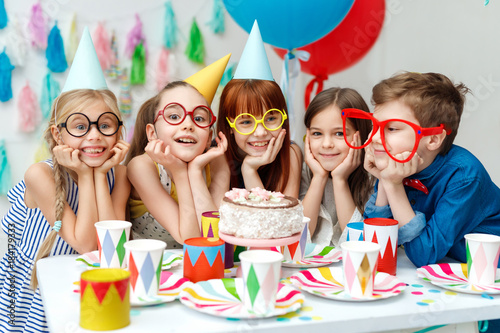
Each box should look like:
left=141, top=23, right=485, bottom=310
left=189, top=132, right=228, bottom=171
left=53, top=145, right=91, bottom=175
left=379, top=151, right=423, bottom=185
left=243, top=128, right=286, bottom=171
left=332, top=132, right=362, bottom=181
left=96, top=140, right=130, bottom=174
left=304, top=133, right=328, bottom=178
left=145, top=139, right=187, bottom=174
left=363, top=146, right=381, bottom=179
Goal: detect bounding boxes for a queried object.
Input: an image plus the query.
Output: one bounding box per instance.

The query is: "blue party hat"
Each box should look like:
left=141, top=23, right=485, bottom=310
left=233, top=20, right=273, bottom=81
left=62, top=27, right=108, bottom=92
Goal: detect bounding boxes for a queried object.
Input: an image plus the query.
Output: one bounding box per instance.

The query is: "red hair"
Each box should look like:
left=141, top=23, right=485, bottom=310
left=216, top=79, right=291, bottom=193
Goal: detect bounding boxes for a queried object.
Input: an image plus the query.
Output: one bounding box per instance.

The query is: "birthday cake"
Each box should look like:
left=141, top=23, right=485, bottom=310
left=218, top=188, right=304, bottom=239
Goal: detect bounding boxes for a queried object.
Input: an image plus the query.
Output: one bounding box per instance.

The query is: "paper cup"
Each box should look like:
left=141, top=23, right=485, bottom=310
left=80, top=269, right=130, bottom=330
left=346, top=222, right=364, bottom=241
left=341, top=241, right=380, bottom=298
left=95, top=220, right=132, bottom=269
left=124, top=239, right=166, bottom=302
left=364, top=218, right=398, bottom=275
left=201, top=211, right=234, bottom=269
left=183, top=237, right=225, bottom=283
left=239, top=250, right=283, bottom=315
left=279, top=217, right=310, bottom=262
left=465, top=233, right=500, bottom=285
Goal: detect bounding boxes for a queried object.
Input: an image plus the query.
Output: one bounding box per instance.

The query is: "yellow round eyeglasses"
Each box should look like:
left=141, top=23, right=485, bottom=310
left=226, top=109, right=287, bottom=135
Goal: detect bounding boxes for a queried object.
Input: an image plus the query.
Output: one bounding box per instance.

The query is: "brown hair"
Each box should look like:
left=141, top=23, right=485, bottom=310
left=216, top=79, right=291, bottom=193
left=304, top=87, right=373, bottom=213
left=31, top=89, right=122, bottom=289
left=372, top=72, right=470, bottom=154
left=125, top=81, right=197, bottom=165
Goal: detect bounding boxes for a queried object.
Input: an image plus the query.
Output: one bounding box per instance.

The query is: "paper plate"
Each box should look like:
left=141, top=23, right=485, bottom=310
left=179, top=278, right=304, bottom=318
left=273, top=244, right=342, bottom=268
left=76, top=250, right=182, bottom=270
left=417, top=263, right=500, bottom=294
left=291, top=267, right=406, bottom=301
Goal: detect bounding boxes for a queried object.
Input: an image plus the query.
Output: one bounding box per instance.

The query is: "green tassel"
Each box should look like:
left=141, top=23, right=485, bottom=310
left=207, top=0, right=225, bottom=34
left=0, top=139, right=12, bottom=195
left=185, top=19, right=204, bottom=64
left=130, top=42, right=146, bottom=85
left=40, top=72, right=60, bottom=119
left=164, top=1, right=178, bottom=49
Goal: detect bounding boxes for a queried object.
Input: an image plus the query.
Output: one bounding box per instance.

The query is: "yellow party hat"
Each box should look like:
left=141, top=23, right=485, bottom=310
left=184, top=53, right=231, bottom=105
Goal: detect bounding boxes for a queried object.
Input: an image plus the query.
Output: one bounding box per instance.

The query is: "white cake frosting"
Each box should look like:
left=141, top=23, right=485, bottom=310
left=219, top=188, right=304, bottom=239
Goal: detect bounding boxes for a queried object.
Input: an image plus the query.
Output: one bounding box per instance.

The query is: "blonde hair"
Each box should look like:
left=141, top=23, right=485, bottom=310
left=30, top=89, right=122, bottom=289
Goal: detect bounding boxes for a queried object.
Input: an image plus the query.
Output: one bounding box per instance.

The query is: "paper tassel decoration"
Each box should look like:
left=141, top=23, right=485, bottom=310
left=163, top=1, right=178, bottom=49
left=185, top=19, right=204, bottom=64
left=119, top=68, right=131, bottom=116
left=156, top=47, right=170, bottom=91
left=219, top=62, right=235, bottom=89
left=28, top=2, right=47, bottom=49
left=34, top=141, right=50, bottom=163
left=105, top=31, right=120, bottom=79
left=0, top=140, right=11, bottom=195
left=125, top=14, right=148, bottom=59
left=40, top=72, right=60, bottom=119
left=93, top=23, right=113, bottom=71
left=18, top=82, right=41, bottom=132
left=6, top=16, right=28, bottom=67
left=46, top=23, right=68, bottom=73
left=207, top=0, right=224, bottom=34
left=0, top=0, right=8, bottom=29
left=0, top=48, right=14, bottom=102
left=130, top=43, right=145, bottom=85
left=66, top=14, right=79, bottom=64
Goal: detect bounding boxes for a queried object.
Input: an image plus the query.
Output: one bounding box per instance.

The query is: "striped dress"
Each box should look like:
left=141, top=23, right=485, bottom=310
left=0, top=160, right=115, bottom=333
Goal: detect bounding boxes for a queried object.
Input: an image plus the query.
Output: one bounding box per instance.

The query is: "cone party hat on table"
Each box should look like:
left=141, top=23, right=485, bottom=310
left=233, top=20, right=273, bottom=81
left=184, top=53, right=230, bottom=105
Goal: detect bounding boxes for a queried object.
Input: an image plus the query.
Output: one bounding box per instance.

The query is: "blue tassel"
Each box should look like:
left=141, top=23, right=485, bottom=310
left=0, top=48, right=14, bottom=102
left=219, top=63, right=235, bottom=88
left=46, top=22, right=67, bottom=73
left=207, top=0, right=224, bottom=34
left=0, top=140, right=12, bottom=195
left=0, top=0, right=7, bottom=29
left=40, top=72, right=60, bottom=119
left=164, top=1, right=178, bottom=49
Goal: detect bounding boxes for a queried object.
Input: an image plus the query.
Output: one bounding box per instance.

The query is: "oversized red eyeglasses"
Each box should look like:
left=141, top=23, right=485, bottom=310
left=341, top=108, right=451, bottom=163
left=154, top=102, right=216, bottom=128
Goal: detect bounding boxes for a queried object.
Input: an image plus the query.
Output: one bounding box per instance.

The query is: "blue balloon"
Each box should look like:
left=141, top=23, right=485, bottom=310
left=223, top=0, right=355, bottom=50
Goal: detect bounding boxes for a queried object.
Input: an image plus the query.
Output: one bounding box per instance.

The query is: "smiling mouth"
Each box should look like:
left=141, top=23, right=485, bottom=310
left=176, top=138, right=197, bottom=144
left=249, top=142, right=268, bottom=147
left=320, top=153, right=339, bottom=158
left=82, top=147, right=104, bottom=154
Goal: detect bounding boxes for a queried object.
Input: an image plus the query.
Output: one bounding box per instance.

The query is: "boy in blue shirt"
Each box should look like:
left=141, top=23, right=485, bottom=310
left=343, top=72, right=500, bottom=267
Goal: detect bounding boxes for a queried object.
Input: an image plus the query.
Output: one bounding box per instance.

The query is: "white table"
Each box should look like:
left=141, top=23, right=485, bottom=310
left=37, top=249, right=494, bottom=333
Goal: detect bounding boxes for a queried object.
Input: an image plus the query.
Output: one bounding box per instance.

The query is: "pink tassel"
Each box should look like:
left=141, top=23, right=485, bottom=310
left=28, top=2, right=47, bottom=49
left=125, top=14, right=148, bottom=59
left=93, top=23, right=113, bottom=71
left=156, top=47, right=170, bottom=91
left=17, top=82, right=41, bottom=132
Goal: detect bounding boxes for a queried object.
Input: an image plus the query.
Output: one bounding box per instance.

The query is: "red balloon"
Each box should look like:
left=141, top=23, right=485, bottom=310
left=274, top=0, right=385, bottom=107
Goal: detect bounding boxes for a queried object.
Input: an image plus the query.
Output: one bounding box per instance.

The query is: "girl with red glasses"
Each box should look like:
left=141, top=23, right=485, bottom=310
left=126, top=55, right=231, bottom=248
left=300, top=88, right=373, bottom=247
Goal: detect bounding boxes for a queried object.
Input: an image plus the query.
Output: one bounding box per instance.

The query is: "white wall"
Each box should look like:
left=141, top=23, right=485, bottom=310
left=1, top=0, right=500, bottom=244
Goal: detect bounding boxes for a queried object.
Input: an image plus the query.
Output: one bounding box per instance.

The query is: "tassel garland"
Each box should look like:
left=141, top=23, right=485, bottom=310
left=119, top=68, right=132, bottom=116
left=0, top=48, right=14, bottom=102
left=156, top=47, right=170, bottom=91
left=40, top=72, right=60, bottom=119
left=207, top=0, right=225, bottom=34
left=185, top=19, right=204, bottom=64
left=18, top=82, right=41, bottom=132
left=219, top=63, right=235, bottom=89
left=105, top=31, right=120, bottom=79
left=163, top=1, right=178, bottom=49
left=6, top=16, right=28, bottom=67
left=34, top=141, right=50, bottom=163
left=46, top=23, right=68, bottom=73
left=126, top=14, right=148, bottom=59
left=130, top=43, right=146, bottom=85
left=93, top=23, right=113, bottom=71
left=66, top=14, right=79, bottom=64
left=0, top=0, right=8, bottom=29
left=28, top=2, right=47, bottom=49
left=0, top=140, right=12, bottom=195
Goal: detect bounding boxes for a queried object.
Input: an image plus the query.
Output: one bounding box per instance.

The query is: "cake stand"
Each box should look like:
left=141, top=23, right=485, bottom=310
left=219, top=232, right=301, bottom=250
